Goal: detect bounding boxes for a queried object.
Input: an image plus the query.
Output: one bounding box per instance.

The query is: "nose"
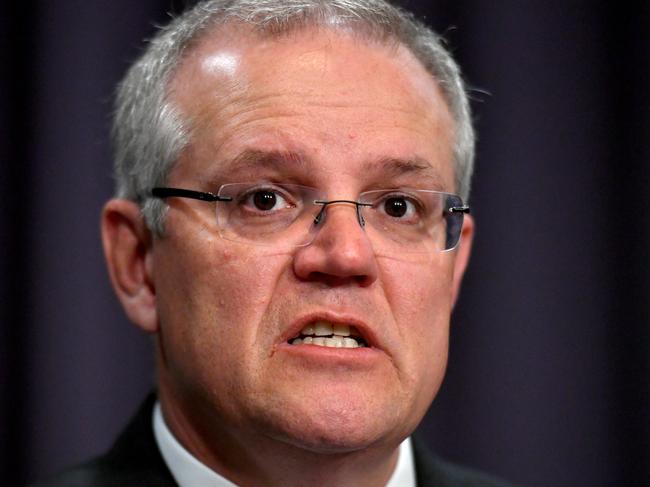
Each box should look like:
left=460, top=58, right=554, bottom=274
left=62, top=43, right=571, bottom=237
left=293, top=202, right=378, bottom=287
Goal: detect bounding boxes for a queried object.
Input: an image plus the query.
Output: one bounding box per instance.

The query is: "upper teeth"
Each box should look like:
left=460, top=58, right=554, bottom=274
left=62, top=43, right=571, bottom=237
left=290, top=320, right=365, bottom=348
left=311, top=320, right=351, bottom=336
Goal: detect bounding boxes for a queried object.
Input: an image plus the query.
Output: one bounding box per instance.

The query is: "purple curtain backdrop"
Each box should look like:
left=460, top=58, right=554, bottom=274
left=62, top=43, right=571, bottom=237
left=1, top=1, right=648, bottom=486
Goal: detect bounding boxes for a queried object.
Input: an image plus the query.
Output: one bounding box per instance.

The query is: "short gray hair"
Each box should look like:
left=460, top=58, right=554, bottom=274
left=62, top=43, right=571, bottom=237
left=112, top=0, right=475, bottom=234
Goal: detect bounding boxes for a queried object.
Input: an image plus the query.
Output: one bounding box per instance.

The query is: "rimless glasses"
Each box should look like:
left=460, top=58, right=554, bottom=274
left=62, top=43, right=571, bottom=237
left=150, top=182, right=469, bottom=254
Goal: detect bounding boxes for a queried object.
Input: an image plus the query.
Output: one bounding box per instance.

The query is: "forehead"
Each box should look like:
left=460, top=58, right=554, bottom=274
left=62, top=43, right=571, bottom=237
left=169, top=26, right=456, bottom=189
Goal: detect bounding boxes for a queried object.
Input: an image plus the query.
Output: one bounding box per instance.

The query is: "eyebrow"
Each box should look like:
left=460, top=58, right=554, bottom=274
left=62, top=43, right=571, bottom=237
left=220, top=149, right=310, bottom=175
left=366, top=156, right=446, bottom=189
left=211, top=149, right=446, bottom=189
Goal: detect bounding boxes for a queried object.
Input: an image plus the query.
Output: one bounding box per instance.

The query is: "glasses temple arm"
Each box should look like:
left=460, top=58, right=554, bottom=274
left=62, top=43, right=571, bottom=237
left=448, top=206, right=470, bottom=214
left=151, top=187, right=232, bottom=202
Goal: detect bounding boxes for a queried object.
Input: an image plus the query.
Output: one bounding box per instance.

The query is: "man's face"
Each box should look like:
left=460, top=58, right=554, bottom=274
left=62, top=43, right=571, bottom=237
left=151, top=28, right=472, bottom=451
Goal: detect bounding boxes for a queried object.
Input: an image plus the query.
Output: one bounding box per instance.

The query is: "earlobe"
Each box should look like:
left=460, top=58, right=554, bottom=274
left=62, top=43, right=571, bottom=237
left=101, top=199, right=159, bottom=333
left=451, top=214, right=474, bottom=307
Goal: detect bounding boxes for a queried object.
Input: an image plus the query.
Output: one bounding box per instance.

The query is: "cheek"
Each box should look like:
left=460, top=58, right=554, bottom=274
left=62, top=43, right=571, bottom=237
left=157, top=234, right=275, bottom=321
left=154, top=236, right=288, bottom=367
left=153, top=237, right=294, bottom=417
left=212, top=249, right=288, bottom=330
left=381, top=255, right=454, bottom=332
left=380, top=256, right=453, bottom=392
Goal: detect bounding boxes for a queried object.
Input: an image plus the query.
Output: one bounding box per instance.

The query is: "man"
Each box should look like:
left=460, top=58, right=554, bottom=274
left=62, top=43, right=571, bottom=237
left=34, top=0, right=513, bottom=485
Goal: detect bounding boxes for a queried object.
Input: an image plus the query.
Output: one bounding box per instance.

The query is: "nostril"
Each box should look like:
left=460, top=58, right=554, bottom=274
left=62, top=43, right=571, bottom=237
left=304, top=272, right=372, bottom=287
left=353, top=273, right=373, bottom=286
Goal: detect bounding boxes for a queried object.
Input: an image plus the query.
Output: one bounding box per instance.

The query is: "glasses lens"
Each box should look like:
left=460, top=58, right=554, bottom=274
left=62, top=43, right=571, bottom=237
left=216, top=183, right=323, bottom=248
left=359, top=189, right=465, bottom=253
left=213, top=183, right=464, bottom=253
left=443, top=194, right=465, bottom=251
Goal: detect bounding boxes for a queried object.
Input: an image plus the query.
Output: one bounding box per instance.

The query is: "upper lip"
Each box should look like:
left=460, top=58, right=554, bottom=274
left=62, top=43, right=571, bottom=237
left=280, top=311, right=381, bottom=349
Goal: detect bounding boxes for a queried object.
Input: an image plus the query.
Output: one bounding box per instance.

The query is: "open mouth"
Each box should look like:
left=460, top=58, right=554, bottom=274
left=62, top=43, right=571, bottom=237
left=289, top=320, right=368, bottom=348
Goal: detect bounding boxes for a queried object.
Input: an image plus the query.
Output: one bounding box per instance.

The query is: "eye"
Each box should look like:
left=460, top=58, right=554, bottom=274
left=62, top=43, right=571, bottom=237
left=240, top=186, right=293, bottom=213
left=381, top=195, right=418, bottom=219
left=253, top=190, right=279, bottom=211
left=384, top=197, right=409, bottom=218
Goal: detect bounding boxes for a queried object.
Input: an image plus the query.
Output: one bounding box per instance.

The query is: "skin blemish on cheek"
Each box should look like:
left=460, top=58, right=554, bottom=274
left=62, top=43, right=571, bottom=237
left=218, top=247, right=238, bottom=263
left=348, top=132, right=357, bottom=139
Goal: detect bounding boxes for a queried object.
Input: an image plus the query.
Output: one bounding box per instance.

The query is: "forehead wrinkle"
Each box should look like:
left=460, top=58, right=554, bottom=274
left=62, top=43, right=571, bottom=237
left=234, top=90, right=433, bottom=115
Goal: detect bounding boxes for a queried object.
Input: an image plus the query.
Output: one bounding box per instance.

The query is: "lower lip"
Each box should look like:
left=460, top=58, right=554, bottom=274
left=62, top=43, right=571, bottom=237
left=276, top=341, right=382, bottom=367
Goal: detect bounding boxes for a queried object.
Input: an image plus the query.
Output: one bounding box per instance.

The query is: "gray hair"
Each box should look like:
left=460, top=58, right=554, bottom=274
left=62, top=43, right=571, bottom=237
left=112, top=0, right=475, bottom=234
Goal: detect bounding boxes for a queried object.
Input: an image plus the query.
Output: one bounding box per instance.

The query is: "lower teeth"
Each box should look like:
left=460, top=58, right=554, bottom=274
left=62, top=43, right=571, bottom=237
left=291, top=336, right=364, bottom=348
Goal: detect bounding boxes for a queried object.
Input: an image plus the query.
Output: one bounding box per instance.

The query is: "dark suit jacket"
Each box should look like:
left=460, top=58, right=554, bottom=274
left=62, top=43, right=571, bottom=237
left=31, top=394, right=515, bottom=487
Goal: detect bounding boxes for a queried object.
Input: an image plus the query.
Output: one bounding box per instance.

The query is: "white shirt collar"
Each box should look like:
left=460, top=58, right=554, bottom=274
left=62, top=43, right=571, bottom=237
left=153, top=401, right=416, bottom=487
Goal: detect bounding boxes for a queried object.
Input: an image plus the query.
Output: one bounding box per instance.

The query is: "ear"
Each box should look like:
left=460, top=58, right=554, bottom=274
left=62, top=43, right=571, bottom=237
left=101, top=199, right=158, bottom=333
left=450, top=214, right=474, bottom=307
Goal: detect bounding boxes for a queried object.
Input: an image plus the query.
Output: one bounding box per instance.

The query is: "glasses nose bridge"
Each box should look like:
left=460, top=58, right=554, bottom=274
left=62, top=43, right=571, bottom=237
left=313, top=199, right=369, bottom=228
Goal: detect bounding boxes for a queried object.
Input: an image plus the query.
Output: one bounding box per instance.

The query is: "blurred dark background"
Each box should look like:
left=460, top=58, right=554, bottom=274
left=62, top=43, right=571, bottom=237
left=1, top=1, right=648, bottom=486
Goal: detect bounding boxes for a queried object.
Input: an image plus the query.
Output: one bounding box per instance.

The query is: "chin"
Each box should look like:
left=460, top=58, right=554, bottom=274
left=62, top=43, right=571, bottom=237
left=273, top=421, right=389, bottom=455
left=255, top=388, right=408, bottom=454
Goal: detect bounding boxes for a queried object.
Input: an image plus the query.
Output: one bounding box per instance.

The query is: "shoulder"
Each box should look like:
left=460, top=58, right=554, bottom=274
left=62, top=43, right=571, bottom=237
left=29, top=460, right=103, bottom=487
left=28, top=458, right=168, bottom=487
left=411, top=434, right=518, bottom=487
left=29, top=394, right=176, bottom=487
